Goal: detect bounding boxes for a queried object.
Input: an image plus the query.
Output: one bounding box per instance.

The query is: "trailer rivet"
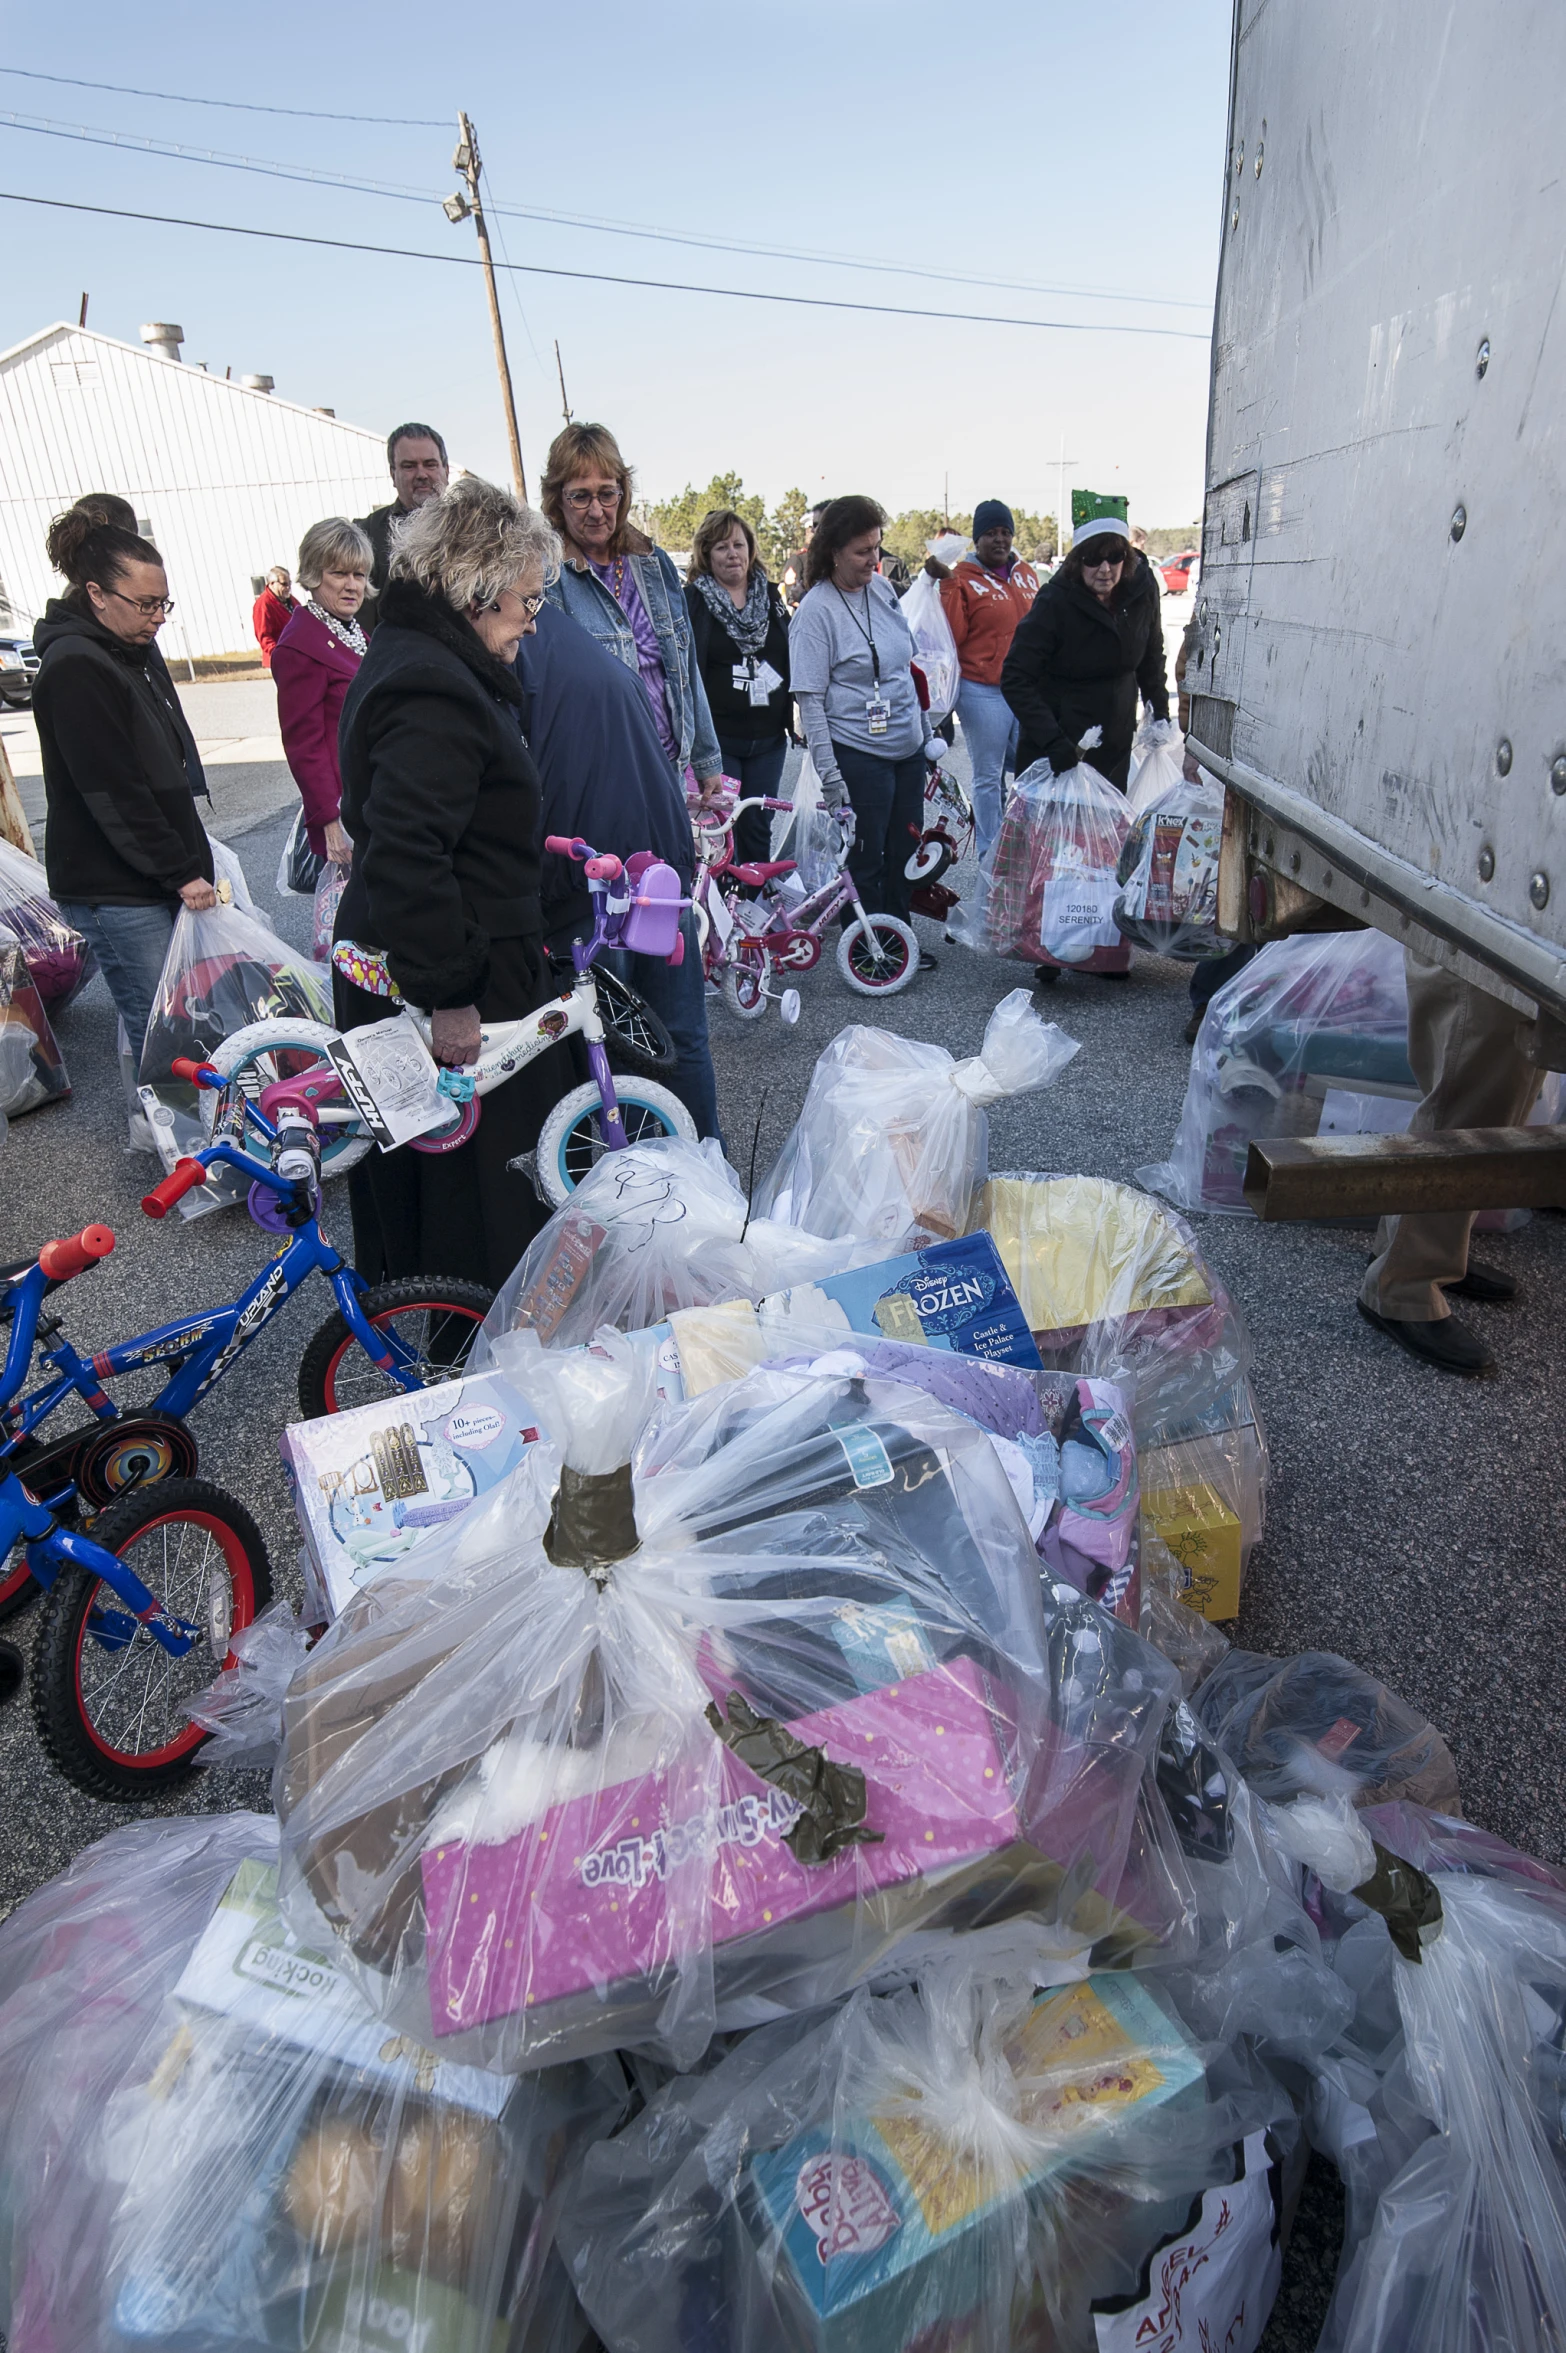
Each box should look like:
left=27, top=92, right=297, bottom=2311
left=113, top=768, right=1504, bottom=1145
left=1289, top=851, right=1301, bottom=875
left=1530, top=871, right=1550, bottom=911
left=1231, top=207, right=1240, bottom=232
left=1478, top=848, right=1495, bottom=882
left=1476, top=337, right=1490, bottom=378
left=1551, top=753, right=1566, bottom=796
left=1450, top=505, right=1467, bottom=542
left=1496, top=739, right=1513, bottom=777
left=1254, top=143, right=1264, bottom=177
left=1263, top=834, right=1275, bottom=860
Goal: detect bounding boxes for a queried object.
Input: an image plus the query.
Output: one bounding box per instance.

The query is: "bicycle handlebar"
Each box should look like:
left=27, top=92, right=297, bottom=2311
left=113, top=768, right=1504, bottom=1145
left=171, top=1056, right=223, bottom=1088
left=141, top=1159, right=210, bottom=1219
left=38, top=1224, right=116, bottom=1280
left=544, top=834, right=587, bottom=859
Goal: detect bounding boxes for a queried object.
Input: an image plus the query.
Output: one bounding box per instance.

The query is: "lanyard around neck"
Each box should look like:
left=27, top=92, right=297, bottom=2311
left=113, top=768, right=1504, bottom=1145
left=831, top=581, right=880, bottom=686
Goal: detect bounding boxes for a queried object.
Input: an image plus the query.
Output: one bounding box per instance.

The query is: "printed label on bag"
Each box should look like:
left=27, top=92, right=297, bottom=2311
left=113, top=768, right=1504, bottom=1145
left=1041, top=854, right=1121, bottom=961
left=1092, top=2129, right=1281, bottom=2351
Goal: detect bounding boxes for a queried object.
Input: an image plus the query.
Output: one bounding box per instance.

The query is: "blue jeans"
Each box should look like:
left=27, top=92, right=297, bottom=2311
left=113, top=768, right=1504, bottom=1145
left=955, top=679, right=1018, bottom=861
left=56, top=898, right=176, bottom=1057
left=831, top=741, right=928, bottom=922
left=718, top=733, right=788, bottom=869
left=611, top=908, right=722, bottom=1145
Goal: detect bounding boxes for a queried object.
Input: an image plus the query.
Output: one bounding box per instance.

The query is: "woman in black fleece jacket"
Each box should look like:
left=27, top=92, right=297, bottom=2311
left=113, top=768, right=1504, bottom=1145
left=1000, top=525, right=1169, bottom=791
left=33, top=510, right=215, bottom=1052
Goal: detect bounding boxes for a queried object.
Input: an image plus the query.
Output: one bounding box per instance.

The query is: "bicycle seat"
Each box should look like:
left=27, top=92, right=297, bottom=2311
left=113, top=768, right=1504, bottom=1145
left=727, top=858, right=797, bottom=887
left=331, top=940, right=402, bottom=1000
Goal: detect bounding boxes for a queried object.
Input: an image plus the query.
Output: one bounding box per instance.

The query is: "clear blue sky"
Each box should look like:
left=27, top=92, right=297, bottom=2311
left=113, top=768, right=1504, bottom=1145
left=0, top=0, right=1232, bottom=529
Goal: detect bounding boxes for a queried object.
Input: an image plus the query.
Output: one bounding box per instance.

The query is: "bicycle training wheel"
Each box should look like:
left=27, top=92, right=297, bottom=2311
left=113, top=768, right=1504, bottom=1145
left=837, top=915, right=919, bottom=996
left=534, top=1078, right=697, bottom=1208
left=720, top=940, right=772, bottom=1022
left=297, top=1276, right=495, bottom=1418
left=206, top=1018, right=373, bottom=1179
left=31, top=1477, right=272, bottom=1800
left=905, top=833, right=954, bottom=885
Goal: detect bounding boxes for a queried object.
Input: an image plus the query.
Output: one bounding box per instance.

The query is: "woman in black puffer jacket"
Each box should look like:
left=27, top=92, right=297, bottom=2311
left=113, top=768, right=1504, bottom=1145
left=1000, top=521, right=1169, bottom=790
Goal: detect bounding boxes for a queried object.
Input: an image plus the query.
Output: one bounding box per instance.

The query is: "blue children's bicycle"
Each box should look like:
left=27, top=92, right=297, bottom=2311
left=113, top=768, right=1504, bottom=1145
left=1, top=1222, right=274, bottom=1799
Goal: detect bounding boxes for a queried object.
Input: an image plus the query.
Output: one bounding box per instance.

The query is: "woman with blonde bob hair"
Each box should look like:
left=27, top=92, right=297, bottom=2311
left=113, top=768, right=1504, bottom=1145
left=684, top=506, right=792, bottom=869
left=331, top=476, right=572, bottom=1289
left=272, top=515, right=374, bottom=867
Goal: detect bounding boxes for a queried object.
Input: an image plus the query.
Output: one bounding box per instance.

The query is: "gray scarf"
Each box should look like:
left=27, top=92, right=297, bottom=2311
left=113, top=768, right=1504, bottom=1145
left=692, top=564, right=775, bottom=656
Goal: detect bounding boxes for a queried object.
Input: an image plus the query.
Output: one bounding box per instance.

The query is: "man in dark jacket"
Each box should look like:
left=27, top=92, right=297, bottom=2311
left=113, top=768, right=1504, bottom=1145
left=516, top=601, right=720, bottom=1141
left=33, top=518, right=216, bottom=1053
left=354, top=424, right=450, bottom=621
left=1000, top=514, right=1169, bottom=790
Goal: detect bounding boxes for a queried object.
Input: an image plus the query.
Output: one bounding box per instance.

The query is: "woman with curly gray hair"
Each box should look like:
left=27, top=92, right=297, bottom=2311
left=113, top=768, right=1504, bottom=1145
left=333, top=475, right=569, bottom=1288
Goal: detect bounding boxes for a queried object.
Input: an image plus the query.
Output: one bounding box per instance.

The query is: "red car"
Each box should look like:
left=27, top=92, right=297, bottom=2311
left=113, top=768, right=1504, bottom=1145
left=1158, top=549, right=1200, bottom=594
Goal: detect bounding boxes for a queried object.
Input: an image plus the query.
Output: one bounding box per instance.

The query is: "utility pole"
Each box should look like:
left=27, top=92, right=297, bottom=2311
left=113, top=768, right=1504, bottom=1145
left=554, top=340, right=572, bottom=424
left=444, top=113, right=527, bottom=502
left=1056, top=435, right=1079, bottom=558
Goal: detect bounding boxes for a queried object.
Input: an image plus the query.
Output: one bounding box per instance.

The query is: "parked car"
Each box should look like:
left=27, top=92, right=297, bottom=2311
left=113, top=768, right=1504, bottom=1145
left=1158, top=549, right=1200, bottom=595
left=0, top=634, right=38, bottom=709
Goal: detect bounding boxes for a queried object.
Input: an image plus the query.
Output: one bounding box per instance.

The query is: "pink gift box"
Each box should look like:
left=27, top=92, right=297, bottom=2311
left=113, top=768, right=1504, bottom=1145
left=421, top=1656, right=1025, bottom=2046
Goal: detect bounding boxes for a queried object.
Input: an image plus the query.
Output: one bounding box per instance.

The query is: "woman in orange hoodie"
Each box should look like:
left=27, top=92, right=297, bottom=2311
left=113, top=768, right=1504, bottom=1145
left=927, top=500, right=1039, bottom=857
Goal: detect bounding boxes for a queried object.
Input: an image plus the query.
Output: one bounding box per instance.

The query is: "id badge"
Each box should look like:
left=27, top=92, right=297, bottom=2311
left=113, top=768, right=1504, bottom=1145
left=865, top=695, right=891, bottom=737
left=732, top=662, right=753, bottom=695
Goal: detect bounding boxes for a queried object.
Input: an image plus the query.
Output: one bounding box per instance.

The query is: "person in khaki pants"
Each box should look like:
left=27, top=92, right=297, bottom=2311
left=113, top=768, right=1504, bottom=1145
left=1358, top=951, right=1544, bottom=1374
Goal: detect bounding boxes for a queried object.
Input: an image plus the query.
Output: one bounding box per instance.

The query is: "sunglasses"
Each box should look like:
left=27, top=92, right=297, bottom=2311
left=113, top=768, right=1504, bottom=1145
left=563, top=485, right=622, bottom=513
left=1081, top=543, right=1128, bottom=568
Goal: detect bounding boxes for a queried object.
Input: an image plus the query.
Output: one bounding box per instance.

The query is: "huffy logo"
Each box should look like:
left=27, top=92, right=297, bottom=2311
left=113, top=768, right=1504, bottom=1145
left=441, top=1403, right=506, bottom=1451
left=795, top=2152, right=900, bottom=2265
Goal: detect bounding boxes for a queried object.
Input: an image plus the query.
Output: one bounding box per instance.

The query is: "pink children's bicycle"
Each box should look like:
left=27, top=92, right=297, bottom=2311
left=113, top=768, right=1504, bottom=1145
left=710, top=795, right=920, bottom=999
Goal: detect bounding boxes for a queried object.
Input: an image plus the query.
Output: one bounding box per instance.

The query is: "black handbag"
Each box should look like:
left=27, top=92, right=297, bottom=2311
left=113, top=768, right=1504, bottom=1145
left=281, top=807, right=326, bottom=897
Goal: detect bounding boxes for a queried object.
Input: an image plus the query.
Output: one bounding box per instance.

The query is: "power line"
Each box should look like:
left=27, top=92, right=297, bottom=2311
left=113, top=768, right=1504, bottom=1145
left=0, top=64, right=446, bottom=126
left=0, top=188, right=1212, bottom=339
left=0, top=112, right=1211, bottom=315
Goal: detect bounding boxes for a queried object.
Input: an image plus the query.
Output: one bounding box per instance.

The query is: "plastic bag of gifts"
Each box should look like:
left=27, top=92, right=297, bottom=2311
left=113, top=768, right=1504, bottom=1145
left=471, top=1136, right=879, bottom=1364
left=1112, top=770, right=1225, bottom=960
left=971, top=1173, right=1266, bottom=1622
left=557, top=1931, right=1314, bottom=2353
left=1136, top=929, right=1416, bottom=1215
left=0, top=1811, right=618, bottom=2353
left=1189, top=1650, right=1461, bottom=1816
left=975, top=743, right=1133, bottom=977
left=0, top=837, right=96, bottom=1008
left=274, top=1327, right=1204, bottom=2077
left=752, top=994, right=1080, bottom=1249
left=0, top=924, right=70, bottom=1117
left=1124, top=715, right=1188, bottom=819
left=1263, top=1798, right=1566, bottom=2353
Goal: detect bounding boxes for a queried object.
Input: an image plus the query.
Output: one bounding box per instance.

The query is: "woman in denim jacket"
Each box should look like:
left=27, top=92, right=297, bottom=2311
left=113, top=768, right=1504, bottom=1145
left=538, top=421, right=724, bottom=1139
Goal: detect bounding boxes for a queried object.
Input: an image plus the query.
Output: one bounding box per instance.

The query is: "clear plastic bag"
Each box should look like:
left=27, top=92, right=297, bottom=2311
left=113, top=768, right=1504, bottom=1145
left=277, top=804, right=327, bottom=897
left=1137, top=929, right=1414, bottom=1214
left=471, top=1136, right=876, bottom=1364
left=899, top=567, right=961, bottom=723
left=183, top=1598, right=316, bottom=1770
left=207, top=831, right=258, bottom=914
left=977, top=753, right=1132, bottom=974
left=1113, top=770, right=1225, bottom=959
left=1189, top=1650, right=1461, bottom=1814
left=0, top=1812, right=617, bottom=2353
left=560, top=1949, right=1302, bottom=2353
left=0, top=926, right=69, bottom=1116
left=312, top=860, right=351, bottom=963
left=0, top=836, right=96, bottom=1008
left=769, top=753, right=850, bottom=894
left=275, top=1335, right=1188, bottom=2075
left=1125, top=715, right=1188, bottom=817
left=754, top=994, right=1080, bottom=1248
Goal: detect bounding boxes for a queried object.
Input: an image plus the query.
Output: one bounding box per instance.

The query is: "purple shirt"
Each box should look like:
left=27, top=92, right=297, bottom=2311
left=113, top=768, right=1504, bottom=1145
left=592, top=559, right=677, bottom=762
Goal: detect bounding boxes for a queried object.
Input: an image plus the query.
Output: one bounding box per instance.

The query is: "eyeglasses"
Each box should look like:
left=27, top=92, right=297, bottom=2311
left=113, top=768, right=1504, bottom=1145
left=486, top=588, right=546, bottom=619
left=107, top=589, right=175, bottom=616
left=563, top=486, right=622, bottom=513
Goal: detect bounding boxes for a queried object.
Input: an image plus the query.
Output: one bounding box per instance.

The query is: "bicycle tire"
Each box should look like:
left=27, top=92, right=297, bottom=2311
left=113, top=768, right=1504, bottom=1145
left=837, top=915, right=919, bottom=995
left=591, top=968, right=679, bottom=1074
left=905, top=835, right=955, bottom=885
left=205, top=1017, right=373, bottom=1178
left=720, top=940, right=772, bottom=1022
left=31, top=1477, right=272, bottom=1800
left=534, top=1079, right=696, bottom=1209
left=297, top=1276, right=496, bottom=1419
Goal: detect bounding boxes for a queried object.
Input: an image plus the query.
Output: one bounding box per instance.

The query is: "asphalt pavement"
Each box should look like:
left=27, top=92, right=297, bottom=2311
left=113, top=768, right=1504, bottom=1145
left=2, top=742, right=1561, bottom=2352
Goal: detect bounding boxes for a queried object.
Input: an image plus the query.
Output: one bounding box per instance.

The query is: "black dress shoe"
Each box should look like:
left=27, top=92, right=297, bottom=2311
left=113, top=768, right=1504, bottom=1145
left=1032, top=965, right=1059, bottom=987
left=1445, top=1259, right=1516, bottom=1303
left=1356, top=1300, right=1495, bottom=1374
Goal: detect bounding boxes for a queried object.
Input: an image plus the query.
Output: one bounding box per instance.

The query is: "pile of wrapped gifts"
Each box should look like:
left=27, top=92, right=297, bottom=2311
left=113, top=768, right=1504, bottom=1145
left=2, top=991, right=1560, bottom=2353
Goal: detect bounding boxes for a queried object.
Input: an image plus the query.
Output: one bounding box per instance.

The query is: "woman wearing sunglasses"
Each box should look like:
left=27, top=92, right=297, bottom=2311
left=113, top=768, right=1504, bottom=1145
left=32, top=507, right=217, bottom=1058
left=1000, top=507, right=1170, bottom=792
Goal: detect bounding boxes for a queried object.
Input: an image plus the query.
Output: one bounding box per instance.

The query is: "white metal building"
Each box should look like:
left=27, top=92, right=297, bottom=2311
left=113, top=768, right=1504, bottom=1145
left=0, top=323, right=391, bottom=660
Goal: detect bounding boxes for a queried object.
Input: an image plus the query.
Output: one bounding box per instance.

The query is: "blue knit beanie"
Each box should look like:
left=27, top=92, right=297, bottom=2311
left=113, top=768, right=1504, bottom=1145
left=972, top=499, right=1014, bottom=539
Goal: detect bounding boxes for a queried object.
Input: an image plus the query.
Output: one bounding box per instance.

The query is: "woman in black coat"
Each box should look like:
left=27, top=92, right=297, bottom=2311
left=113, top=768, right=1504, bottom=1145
left=683, top=507, right=791, bottom=869
left=333, top=477, right=571, bottom=1292
left=1000, top=521, right=1169, bottom=790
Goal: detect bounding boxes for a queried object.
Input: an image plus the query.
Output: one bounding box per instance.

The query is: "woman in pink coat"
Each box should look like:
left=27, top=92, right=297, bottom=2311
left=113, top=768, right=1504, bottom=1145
left=272, top=518, right=373, bottom=863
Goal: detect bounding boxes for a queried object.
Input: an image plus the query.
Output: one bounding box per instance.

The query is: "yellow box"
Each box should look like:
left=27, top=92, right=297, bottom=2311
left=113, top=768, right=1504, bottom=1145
left=1142, top=1485, right=1243, bottom=1621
